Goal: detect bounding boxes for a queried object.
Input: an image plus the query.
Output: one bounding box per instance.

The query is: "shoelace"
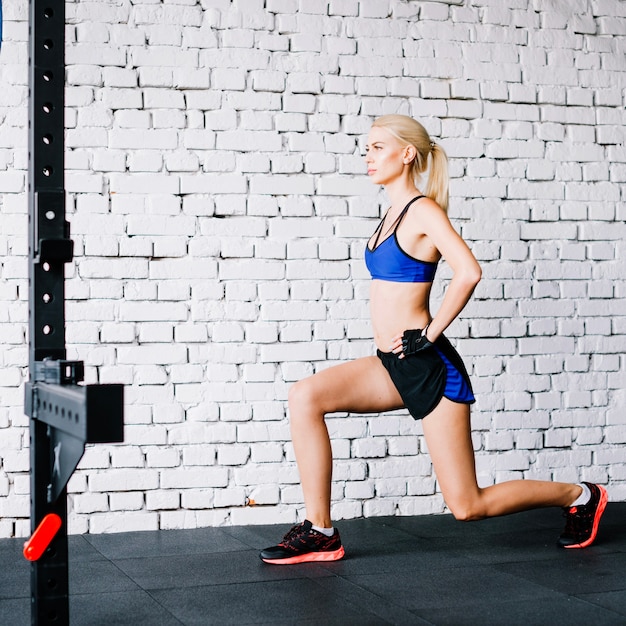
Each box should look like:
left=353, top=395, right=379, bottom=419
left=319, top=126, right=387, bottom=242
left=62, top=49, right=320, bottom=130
left=280, top=522, right=306, bottom=545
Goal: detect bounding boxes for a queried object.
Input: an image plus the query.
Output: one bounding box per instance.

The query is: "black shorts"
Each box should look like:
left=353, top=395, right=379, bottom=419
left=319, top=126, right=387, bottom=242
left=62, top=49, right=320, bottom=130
left=377, top=334, right=475, bottom=420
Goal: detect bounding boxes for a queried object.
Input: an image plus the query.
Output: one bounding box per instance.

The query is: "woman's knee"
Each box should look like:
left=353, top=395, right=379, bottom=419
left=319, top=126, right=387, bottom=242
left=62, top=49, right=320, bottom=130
left=445, top=491, right=486, bottom=522
left=288, top=378, right=325, bottom=422
left=448, top=504, right=481, bottom=523
left=289, top=378, right=313, bottom=409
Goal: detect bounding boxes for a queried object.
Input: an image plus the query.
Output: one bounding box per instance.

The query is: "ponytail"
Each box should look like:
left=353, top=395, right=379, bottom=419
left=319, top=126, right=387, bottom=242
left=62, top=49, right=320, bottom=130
left=425, top=142, right=449, bottom=212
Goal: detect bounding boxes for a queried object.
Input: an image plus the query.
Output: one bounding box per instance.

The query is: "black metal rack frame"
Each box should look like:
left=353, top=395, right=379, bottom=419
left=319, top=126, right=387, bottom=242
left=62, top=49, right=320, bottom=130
left=25, top=1, right=125, bottom=623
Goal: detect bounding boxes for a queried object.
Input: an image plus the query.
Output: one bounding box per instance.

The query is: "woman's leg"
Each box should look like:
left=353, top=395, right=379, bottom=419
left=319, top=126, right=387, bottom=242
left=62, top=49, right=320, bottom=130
left=288, top=356, right=404, bottom=528
left=421, top=398, right=582, bottom=521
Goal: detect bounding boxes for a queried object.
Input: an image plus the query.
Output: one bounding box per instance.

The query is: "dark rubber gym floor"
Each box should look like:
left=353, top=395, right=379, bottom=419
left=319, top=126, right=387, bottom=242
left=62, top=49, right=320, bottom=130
left=2, top=503, right=625, bottom=625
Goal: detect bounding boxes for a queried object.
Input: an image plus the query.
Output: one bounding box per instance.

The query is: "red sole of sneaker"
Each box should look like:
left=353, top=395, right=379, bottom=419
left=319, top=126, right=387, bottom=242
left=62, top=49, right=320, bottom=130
left=564, top=485, right=608, bottom=549
left=261, top=546, right=345, bottom=565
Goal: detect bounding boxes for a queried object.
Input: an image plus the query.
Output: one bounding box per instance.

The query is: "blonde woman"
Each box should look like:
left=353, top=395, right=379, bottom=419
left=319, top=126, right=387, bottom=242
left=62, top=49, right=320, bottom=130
left=260, top=115, right=607, bottom=564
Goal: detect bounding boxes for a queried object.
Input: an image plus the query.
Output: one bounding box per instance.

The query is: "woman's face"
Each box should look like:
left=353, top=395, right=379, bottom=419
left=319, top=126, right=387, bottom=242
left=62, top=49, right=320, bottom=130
left=364, top=126, right=413, bottom=186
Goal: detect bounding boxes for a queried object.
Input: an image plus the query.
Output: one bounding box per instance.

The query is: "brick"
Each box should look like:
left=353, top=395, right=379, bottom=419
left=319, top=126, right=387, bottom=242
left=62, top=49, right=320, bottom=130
left=161, top=468, right=229, bottom=489
left=89, top=469, right=158, bottom=493
left=249, top=174, right=315, bottom=195
left=89, top=512, right=159, bottom=534
left=260, top=342, right=326, bottom=363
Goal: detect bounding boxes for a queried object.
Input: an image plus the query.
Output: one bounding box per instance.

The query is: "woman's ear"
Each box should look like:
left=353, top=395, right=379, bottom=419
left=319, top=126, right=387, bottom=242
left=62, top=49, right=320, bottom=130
left=403, top=145, right=417, bottom=165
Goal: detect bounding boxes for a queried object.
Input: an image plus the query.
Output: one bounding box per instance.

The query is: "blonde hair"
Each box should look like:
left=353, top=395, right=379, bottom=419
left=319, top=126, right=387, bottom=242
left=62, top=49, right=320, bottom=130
left=371, top=114, right=449, bottom=211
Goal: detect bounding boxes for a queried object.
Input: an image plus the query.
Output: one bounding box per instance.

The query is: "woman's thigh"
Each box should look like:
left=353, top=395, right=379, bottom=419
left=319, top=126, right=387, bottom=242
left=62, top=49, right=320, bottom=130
left=290, top=356, right=405, bottom=416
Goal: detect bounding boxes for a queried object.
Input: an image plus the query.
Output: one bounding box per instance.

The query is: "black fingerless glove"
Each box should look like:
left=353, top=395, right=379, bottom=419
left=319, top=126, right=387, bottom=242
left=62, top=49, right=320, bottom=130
left=401, top=328, right=434, bottom=356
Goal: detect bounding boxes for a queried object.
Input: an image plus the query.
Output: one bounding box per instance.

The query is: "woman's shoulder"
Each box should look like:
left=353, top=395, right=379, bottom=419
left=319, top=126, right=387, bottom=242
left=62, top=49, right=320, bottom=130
left=408, top=195, right=448, bottom=222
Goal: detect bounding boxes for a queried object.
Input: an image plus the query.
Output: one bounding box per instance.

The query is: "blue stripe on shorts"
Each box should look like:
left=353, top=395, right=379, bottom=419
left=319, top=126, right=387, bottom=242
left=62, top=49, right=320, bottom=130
left=435, top=346, right=475, bottom=404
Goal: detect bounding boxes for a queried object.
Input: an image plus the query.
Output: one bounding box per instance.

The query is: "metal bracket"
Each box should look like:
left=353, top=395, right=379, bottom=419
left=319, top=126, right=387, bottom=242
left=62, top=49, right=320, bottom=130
left=25, top=379, right=124, bottom=502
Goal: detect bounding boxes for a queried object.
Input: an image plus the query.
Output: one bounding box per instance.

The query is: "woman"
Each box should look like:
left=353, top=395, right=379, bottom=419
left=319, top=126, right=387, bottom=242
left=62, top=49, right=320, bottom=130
left=260, top=114, right=607, bottom=565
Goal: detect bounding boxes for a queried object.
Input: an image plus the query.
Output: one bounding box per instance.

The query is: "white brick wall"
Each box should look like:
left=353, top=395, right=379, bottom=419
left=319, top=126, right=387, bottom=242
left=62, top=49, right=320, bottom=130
left=1, top=0, right=625, bottom=537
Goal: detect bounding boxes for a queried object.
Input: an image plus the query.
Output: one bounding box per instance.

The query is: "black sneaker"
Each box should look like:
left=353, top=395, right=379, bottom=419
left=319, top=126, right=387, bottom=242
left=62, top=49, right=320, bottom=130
left=260, top=520, right=345, bottom=564
left=557, top=482, right=608, bottom=549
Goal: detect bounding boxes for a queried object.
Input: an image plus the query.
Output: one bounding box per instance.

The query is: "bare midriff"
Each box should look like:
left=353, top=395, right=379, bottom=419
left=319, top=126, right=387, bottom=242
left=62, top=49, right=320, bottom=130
left=370, top=280, right=433, bottom=351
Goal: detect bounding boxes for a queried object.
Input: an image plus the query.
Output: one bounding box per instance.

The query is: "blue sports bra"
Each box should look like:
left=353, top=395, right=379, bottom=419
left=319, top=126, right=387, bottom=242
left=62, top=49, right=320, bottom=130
left=364, top=196, right=438, bottom=283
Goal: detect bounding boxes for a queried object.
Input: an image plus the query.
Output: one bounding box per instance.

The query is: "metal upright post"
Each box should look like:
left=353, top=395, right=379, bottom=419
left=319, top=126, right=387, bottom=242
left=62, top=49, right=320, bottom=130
left=28, top=0, right=71, bottom=621
left=26, top=0, right=124, bottom=623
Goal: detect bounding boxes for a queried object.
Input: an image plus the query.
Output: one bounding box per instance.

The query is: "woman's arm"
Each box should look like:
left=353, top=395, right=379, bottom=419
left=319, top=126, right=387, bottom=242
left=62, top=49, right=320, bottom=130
left=392, top=199, right=481, bottom=353
left=421, top=201, right=481, bottom=341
